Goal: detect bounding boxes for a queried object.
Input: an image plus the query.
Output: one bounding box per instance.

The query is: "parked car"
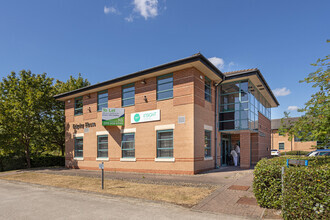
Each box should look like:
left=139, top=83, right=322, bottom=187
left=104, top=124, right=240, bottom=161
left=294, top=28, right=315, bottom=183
left=271, top=149, right=281, bottom=156
left=307, top=149, right=330, bottom=157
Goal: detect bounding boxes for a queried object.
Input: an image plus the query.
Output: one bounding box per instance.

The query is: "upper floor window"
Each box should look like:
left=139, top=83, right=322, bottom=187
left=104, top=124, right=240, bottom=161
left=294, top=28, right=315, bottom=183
left=121, top=133, right=135, bottom=158
left=74, top=96, right=83, bottom=115
left=97, top=90, right=108, bottom=111
left=122, top=84, right=135, bottom=107
left=157, top=73, right=173, bottom=100
left=205, top=76, right=212, bottom=102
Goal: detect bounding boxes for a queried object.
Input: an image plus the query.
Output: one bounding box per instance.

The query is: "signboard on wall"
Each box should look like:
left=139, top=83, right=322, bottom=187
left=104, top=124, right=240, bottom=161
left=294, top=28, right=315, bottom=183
left=102, top=108, right=125, bottom=126
left=131, top=109, right=160, bottom=124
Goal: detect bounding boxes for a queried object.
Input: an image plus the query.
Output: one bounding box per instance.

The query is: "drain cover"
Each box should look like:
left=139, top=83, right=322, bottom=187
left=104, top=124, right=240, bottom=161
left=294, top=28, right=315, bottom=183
left=237, top=197, right=258, bottom=206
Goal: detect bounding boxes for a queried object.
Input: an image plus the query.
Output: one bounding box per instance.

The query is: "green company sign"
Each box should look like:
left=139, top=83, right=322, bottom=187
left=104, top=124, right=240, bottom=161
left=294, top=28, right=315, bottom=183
left=102, top=108, right=125, bottom=126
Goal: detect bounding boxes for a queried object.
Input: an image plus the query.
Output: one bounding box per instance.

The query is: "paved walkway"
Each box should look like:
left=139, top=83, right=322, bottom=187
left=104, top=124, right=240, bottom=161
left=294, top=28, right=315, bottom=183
left=193, top=169, right=265, bottom=219
left=2, top=167, right=266, bottom=219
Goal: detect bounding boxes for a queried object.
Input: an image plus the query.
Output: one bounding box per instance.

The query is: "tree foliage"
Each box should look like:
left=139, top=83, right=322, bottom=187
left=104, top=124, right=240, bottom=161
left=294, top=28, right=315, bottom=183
left=0, top=71, right=90, bottom=167
left=280, top=55, right=330, bottom=148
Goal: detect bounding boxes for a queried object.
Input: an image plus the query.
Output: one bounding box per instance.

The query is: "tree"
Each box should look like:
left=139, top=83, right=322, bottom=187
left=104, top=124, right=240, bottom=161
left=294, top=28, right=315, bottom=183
left=0, top=71, right=54, bottom=167
left=42, top=74, right=90, bottom=156
left=279, top=112, right=295, bottom=151
left=280, top=55, right=330, bottom=148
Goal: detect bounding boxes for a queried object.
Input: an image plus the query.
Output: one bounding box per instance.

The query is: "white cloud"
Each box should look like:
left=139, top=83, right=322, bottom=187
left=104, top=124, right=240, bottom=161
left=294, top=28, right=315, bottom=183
left=208, top=57, right=225, bottom=70
left=288, top=106, right=299, bottom=111
left=104, top=6, right=119, bottom=15
left=125, top=15, right=134, bottom=22
left=228, top=61, right=235, bottom=67
left=273, top=87, right=291, bottom=97
left=133, top=0, right=158, bottom=20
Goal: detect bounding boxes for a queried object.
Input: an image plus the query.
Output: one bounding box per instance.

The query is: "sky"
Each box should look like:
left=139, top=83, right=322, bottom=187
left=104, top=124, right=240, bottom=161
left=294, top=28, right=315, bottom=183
left=0, top=0, right=329, bottom=119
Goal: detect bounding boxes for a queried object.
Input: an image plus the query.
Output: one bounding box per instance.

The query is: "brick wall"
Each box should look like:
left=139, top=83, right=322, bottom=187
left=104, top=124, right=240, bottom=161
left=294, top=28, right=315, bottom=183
left=257, top=113, right=271, bottom=160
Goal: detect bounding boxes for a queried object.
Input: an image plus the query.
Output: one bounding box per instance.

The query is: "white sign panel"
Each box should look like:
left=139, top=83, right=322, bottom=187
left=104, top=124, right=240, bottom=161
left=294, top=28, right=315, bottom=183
left=99, top=163, right=104, bottom=169
left=131, top=109, right=160, bottom=124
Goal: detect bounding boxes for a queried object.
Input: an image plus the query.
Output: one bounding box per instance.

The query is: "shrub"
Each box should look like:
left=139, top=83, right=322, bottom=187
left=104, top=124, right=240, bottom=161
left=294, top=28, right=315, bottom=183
left=282, top=150, right=310, bottom=156
left=253, top=156, right=329, bottom=209
left=282, top=164, right=330, bottom=219
left=0, top=155, right=65, bottom=172
left=30, top=156, right=65, bottom=168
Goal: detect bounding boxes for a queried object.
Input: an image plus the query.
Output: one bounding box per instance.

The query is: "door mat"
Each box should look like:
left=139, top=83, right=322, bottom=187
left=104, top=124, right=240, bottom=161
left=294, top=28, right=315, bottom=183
left=228, top=185, right=250, bottom=191
left=237, top=197, right=258, bottom=206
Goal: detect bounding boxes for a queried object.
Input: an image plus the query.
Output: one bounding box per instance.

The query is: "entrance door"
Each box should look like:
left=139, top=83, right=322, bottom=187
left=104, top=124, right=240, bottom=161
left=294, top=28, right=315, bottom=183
left=221, top=135, right=231, bottom=166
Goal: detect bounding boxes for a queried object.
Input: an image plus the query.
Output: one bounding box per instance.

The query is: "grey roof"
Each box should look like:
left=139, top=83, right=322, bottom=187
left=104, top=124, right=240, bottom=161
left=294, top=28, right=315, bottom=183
left=271, top=117, right=300, bottom=130
left=223, top=68, right=259, bottom=77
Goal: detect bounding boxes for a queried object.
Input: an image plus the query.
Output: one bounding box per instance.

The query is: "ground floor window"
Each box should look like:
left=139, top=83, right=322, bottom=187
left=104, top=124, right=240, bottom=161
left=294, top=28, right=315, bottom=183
left=97, top=135, right=108, bottom=158
left=204, top=130, right=211, bottom=157
left=157, top=130, right=173, bottom=158
left=74, top=137, right=83, bottom=158
left=121, top=133, right=135, bottom=158
left=279, top=142, right=285, bottom=150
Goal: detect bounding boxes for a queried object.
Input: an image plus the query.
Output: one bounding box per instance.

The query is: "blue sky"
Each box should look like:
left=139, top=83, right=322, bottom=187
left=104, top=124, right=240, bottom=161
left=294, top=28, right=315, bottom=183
left=0, top=0, right=329, bottom=119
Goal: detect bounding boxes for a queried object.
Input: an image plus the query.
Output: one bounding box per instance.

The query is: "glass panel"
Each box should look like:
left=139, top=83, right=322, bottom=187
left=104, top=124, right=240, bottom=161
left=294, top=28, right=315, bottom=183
left=157, top=82, right=173, bottom=91
left=241, top=120, right=248, bottom=129
left=122, top=150, right=135, bottom=158
left=122, top=98, right=135, bottom=107
left=241, top=110, right=248, bottom=120
left=241, top=91, right=248, bottom=102
left=221, top=83, right=239, bottom=94
left=157, top=149, right=173, bottom=158
left=122, top=91, right=135, bottom=99
left=220, top=103, right=236, bottom=112
left=98, top=151, right=108, bottom=158
left=122, top=142, right=134, bottom=150
left=220, top=121, right=235, bottom=130
left=240, top=81, right=248, bottom=92
left=221, top=93, right=239, bottom=104
left=157, top=90, right=173, bottom=100
left=157, top=76, right=173, bottom=84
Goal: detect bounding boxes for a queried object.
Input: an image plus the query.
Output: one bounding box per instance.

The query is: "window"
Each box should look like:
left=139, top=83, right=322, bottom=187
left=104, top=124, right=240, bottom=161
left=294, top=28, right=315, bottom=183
left=157, top=74, right=173, bottom=100
left=121, top=133, right=135, bottom=158
left=279, top=132, right=284, bottom=136
left=122, top=84, right=135, bottom=107
left=157, top=130, right=173, bottom=158
left=205, top=76, right=212, bottom=102
left=279, top=143, right=285, bottom=150
left=97, top=135, right=108, bottom=158
left=204, top=130, right=211, bottom=157
left=74, top=137, right=83, bottom=158
left=97, top=90, right=108, bottom=111
left=74, top=96, right=83, bottom=115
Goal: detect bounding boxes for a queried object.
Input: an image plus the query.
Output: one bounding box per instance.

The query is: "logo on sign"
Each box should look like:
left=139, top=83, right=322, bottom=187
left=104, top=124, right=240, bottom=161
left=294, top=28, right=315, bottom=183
left=134, top=114, right=140, bottom=122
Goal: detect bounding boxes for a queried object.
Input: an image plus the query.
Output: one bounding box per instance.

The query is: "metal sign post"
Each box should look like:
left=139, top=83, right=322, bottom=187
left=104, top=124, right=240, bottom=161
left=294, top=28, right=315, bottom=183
left=99, top=162, right=104, bottom=190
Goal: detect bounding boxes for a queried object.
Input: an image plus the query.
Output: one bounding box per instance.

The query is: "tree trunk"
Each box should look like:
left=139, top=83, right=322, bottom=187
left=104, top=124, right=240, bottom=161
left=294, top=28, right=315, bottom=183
left=25, top=144, right=31, bottom=168
left=61, top=145, right=65, bottom=156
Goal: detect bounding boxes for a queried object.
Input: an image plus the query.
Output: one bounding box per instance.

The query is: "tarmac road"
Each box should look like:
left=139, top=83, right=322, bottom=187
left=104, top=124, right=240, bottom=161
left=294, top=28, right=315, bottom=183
left=0, top=180, right=249, bottom=220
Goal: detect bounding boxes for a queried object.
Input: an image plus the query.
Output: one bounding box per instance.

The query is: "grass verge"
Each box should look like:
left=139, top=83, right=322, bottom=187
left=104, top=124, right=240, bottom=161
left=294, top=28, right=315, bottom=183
left=0, top=172, right=216, bottom=207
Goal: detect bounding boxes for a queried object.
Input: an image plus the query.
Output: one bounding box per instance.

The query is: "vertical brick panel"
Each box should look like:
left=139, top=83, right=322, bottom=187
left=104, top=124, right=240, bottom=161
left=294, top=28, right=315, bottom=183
left=240, top=131, right=251, bottom=168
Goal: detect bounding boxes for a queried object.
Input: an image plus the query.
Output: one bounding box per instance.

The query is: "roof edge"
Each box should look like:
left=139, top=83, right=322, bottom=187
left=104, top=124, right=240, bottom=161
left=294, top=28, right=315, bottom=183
left=54, top=53, right=224, bottom=100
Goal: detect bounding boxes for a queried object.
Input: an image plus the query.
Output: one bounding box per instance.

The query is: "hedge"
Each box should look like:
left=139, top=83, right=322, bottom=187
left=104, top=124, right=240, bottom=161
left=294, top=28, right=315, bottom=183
left=0, top=155, right=65, bottom=172
left=282, top=150, right=310, bottom=156
left=282, top=164, right=330, bottom=219
left=253, top=156, right=329, bottom=209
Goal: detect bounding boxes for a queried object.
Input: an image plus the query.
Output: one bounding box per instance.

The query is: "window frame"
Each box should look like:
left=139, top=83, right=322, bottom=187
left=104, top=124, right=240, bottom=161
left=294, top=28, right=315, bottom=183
left=97, top=90, right=108, bottom=112
left=156, top=129, right=174, bottom=158
left=204, top=130, right=212, bottom=157
left=122, top=83, right=135, bottom=107
left=121, top=133, right=135, bottom=158
left=74, top=137, right=83, bottom=158
left=279, top=142, right=285, bottom=150
left=157, top=73, right=173, bottom=101
left=205, top=76, right=212, bottom=102
left=74, top=96, right=83, bottom=116
left=97, top=135, right=108, bottom=158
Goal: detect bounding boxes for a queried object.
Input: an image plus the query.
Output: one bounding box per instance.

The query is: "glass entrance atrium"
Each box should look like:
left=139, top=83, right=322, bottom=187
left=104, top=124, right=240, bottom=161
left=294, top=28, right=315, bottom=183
left=219, top=80, right=271, bottom=131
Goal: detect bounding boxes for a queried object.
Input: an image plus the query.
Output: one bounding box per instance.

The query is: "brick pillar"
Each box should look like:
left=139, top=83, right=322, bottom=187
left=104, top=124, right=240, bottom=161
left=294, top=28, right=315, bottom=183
left=240, top=131, right=251, bottom=169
